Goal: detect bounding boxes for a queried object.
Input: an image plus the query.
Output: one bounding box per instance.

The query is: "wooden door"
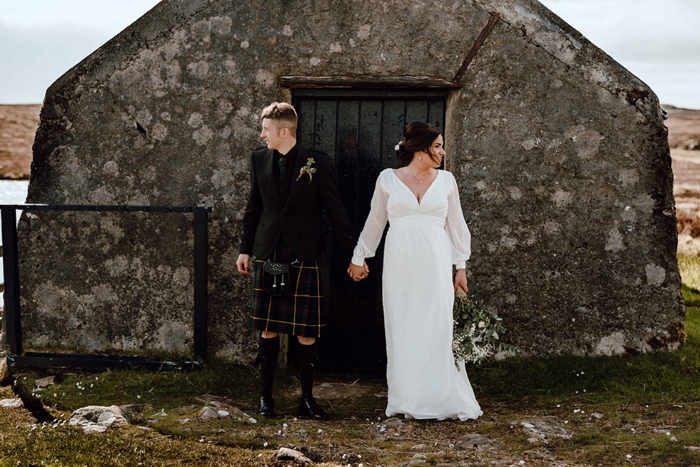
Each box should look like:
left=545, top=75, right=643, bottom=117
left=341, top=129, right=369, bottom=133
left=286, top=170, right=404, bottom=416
left=293, top=89, right=447, bottom=371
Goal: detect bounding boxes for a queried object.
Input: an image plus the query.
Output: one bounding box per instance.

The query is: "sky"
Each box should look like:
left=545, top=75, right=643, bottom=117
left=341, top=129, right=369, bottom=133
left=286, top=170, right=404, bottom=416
left=1, top=0, right=699, bottom=109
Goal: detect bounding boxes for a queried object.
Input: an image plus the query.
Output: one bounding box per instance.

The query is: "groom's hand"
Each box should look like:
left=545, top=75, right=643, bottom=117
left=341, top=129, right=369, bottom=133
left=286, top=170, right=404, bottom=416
left=348, top=262, right=369, bottom=281
left=236, top=254, right=252, bottom=275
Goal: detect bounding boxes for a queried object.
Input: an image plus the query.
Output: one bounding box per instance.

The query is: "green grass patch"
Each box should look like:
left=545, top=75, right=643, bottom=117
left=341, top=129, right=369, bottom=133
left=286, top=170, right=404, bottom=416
left=679, top=251, right=700, bottom=307
left=679, top=252, right=700, bottom=291
left=683, top=283, right=700, bottom=307
left=30, top=359, right=278, bottom=413
left=470, top=307, right=700, bottom=405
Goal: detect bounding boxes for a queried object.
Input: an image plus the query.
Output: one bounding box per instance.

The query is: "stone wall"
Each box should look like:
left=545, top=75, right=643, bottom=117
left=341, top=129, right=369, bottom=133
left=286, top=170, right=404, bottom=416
left=20, top=0, right=683, bottom=361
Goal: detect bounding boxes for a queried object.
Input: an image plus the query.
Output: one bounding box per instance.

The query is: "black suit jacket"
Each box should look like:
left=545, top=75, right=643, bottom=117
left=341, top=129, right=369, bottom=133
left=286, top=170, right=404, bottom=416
left=240, top=145, right=355, bottom=262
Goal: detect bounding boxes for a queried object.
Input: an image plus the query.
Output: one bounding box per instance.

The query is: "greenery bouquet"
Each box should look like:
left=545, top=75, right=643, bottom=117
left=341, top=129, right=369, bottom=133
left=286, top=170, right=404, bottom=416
left=452, top=289, right=516, bottom=366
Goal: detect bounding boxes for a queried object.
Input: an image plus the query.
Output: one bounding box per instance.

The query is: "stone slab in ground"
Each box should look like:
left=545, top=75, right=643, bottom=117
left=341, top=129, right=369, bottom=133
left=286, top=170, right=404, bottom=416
left=190, top=394, right=256, bottom=423
left=69, top=405, right=130, bottom=433
left=35, top=376, right=56, bottom=389
left=119, top=404, right=145, bottom=422
left=373, top=417, right=413, bottom=439
left=194, top=394, right=231, bottom=405
left=517, top=418, right=573, bottom=442
left=0, top=358, right=9, bottom=385
left=453, top=433, right=493, bottom=450
left=0, top=398, right=23, bottom=408
left=277, top=447, right=313, bottom=465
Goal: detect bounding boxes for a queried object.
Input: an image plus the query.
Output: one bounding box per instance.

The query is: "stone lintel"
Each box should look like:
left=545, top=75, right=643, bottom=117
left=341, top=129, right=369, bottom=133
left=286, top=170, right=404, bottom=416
left=278, top=76, right=459, bottom=89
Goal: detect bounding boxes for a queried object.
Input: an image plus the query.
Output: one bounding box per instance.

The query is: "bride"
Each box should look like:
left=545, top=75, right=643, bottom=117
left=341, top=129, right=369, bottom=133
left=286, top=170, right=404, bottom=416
left=348, top=121, right=482, bottom=421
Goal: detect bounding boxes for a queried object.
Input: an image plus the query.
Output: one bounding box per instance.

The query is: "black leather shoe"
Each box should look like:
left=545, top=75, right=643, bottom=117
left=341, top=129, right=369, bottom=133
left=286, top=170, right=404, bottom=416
left=259, top=397, right=276, bottom=418
left=298, top=397, right=329, bottom=421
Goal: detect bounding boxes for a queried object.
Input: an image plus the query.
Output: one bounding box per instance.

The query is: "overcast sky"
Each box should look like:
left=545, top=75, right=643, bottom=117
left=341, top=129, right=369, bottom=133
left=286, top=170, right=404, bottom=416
left=1, top=0, right=699, bottom=109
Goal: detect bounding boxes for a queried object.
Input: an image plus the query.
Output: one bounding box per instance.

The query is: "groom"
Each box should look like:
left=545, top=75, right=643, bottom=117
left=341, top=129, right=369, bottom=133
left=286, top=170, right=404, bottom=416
left=236, top=102, right=357, bottom=420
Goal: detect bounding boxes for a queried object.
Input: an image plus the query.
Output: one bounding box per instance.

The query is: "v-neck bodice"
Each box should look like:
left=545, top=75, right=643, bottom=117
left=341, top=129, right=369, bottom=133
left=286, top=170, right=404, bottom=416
left=383, top=168, right=449, bottom=223
left=351, top=167, right=471, bottom=268
left=391, top=169, right=440, bottom=205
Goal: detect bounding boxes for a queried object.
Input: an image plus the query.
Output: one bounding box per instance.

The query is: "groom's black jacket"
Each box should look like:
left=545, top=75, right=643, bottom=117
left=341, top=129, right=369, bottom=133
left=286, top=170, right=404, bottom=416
left=240, top=145, right=355, bottom=262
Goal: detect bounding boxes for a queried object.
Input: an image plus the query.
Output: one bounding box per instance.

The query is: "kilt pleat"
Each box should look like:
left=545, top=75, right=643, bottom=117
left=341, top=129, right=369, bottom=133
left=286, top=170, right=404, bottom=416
left=250, top=246, right=324, bottom=338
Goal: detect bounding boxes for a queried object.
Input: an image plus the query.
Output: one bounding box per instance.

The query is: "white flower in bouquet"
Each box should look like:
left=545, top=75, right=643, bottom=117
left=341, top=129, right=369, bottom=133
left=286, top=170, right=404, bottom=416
left=452, top=290, right=516, bottom=367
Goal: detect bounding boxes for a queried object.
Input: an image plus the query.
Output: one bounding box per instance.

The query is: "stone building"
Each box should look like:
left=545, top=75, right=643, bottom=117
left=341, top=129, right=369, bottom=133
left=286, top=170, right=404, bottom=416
left=17, top=0, right=683, bottom=369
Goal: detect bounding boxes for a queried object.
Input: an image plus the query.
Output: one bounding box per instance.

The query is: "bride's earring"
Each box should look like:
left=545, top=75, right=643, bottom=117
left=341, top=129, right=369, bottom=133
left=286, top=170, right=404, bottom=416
left=418, top=156, right=422, bottom=160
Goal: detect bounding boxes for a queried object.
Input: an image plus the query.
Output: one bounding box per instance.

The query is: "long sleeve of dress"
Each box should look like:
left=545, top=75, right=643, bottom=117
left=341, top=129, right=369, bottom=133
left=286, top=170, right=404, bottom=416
left=445, top=172, right=471, bottom=269
left=351, top=172, right=388, bottom=266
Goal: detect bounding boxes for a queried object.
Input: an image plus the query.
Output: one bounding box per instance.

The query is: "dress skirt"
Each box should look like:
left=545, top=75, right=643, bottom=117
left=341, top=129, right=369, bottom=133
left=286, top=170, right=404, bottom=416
left=382, top=214, right=482, bottom=420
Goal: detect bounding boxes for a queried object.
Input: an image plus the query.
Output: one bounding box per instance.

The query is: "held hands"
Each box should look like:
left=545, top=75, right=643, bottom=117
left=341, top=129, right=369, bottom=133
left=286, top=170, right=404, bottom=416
left=347, top=261, right=369, bottom=281
left=236, top=254, right=252, bottom=275
left=454, top=268, right=468, bottom=297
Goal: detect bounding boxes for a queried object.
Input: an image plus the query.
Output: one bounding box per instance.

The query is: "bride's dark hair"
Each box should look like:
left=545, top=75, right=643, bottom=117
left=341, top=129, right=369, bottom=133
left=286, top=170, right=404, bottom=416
left=396, top=121, right=442, bottom=164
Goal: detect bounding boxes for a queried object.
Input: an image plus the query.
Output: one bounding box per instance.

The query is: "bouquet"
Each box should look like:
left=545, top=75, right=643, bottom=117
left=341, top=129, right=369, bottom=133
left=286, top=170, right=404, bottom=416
left=452, top=290, right=516, bottom=367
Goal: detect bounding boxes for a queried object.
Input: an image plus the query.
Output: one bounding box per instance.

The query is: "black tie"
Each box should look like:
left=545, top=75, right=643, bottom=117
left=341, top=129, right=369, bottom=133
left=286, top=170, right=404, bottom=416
left=278, top=156, right=287, bottom=180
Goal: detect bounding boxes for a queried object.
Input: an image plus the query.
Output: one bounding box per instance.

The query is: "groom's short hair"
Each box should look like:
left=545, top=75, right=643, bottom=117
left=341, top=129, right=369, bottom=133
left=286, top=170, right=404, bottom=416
left=260, top=102, right=297, bottom=137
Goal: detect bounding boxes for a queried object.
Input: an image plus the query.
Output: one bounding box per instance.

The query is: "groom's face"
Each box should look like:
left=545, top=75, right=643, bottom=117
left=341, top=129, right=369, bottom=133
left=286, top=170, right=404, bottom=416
left=260, top=118, right=285, bottom=151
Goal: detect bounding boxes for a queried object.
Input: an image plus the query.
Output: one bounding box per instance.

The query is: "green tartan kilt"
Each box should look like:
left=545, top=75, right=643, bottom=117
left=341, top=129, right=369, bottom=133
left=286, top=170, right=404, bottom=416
left=250, top=246, right=324, bottom=338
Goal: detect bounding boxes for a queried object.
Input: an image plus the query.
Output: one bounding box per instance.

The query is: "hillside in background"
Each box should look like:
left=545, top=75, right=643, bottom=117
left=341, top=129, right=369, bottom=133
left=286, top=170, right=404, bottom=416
left=666, top=106, right=700, bottom=150
left=0, top=104, right=41, bottom=179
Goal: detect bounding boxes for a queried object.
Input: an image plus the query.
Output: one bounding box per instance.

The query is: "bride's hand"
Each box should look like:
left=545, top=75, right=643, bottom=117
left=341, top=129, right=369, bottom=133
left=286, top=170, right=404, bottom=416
left=454, top=268, right=468, bottom=296
left=348, top=262, right=369, bottom=281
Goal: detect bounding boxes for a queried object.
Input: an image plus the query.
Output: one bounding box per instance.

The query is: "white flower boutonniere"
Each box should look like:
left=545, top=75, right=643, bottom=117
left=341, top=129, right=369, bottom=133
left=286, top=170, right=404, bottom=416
left=297, top=157, right=317, bottom=184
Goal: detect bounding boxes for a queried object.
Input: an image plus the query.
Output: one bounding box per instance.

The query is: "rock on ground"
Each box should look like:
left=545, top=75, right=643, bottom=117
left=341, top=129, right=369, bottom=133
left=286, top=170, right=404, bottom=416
left=453, top=433, right=493, bottom=450
left=277, top=447, right=313, bottom=465
left=69, top=405, right=129, bottom=432
left=35, top=376, right=56, bottom=389
left=0, top=398, right=24, bottom=408
left=517, top=418, right=573, bottom=442
left=194, top=394, right=256, bottom=423
left=0, top=358, right=10, bottom=386
left=373, top=417, right=413, bottom=439
left=119, top=404, right=145, bottom=422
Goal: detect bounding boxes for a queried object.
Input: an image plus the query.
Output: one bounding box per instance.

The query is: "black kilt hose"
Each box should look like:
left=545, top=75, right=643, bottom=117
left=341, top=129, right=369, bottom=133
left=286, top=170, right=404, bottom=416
left=250, top=245, right=324, bottom=338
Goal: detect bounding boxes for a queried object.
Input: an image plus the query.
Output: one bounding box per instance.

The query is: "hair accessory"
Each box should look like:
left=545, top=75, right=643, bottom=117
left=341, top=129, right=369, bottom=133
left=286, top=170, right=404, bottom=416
left=394, top=141, right=402, bottom=151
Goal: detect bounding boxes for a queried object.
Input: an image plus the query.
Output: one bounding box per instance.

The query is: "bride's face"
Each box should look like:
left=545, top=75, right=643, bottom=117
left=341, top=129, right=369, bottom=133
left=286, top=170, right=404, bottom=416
left=416, top=134, right=445, bottom=168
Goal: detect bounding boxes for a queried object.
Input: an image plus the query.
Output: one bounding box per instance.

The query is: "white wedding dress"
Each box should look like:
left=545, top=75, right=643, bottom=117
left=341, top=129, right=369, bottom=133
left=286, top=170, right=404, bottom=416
left=352, top=168, right=482, bottom=421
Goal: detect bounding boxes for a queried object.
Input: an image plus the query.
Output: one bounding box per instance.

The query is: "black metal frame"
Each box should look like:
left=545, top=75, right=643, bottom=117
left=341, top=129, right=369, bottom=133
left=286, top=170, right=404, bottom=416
left=0, top=204, right=211, bottom=371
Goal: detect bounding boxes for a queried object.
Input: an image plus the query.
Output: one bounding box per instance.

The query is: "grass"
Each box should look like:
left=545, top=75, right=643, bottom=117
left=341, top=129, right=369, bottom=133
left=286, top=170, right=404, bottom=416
left=680, top=251, right=700, bottom=307
left=3, top=306, right=700, bottom=466
left=1, top=255, right=700, bottom=466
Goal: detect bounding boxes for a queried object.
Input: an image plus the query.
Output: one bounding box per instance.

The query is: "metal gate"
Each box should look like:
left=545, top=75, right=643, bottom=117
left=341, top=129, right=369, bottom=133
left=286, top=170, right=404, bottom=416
left=293, top=89, right=447, bottom=371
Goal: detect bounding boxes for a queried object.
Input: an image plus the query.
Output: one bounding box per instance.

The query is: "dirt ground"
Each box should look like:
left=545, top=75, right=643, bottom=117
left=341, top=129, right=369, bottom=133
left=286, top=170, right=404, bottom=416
left=0, top=104, right=41, bottom=179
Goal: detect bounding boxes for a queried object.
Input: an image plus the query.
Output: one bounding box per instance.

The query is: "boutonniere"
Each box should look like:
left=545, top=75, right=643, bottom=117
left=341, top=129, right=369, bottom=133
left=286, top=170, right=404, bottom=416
left=296, top=157, right=317, bottom=184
